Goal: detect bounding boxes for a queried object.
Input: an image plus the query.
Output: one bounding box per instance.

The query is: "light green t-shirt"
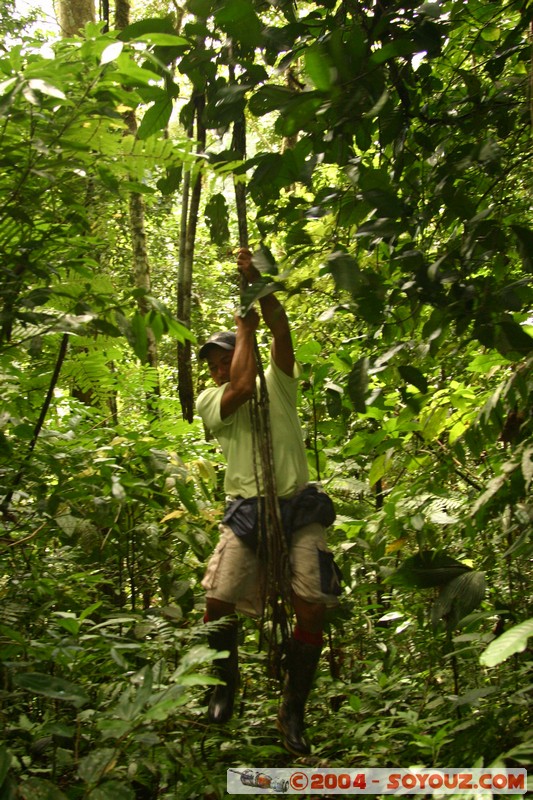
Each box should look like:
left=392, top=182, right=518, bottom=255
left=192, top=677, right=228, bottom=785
left=196, top=359, right=309, bottom=499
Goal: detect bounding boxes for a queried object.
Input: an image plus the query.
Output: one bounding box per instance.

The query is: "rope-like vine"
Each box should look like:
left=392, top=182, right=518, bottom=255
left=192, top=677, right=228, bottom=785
left=232, top=105, right=292, bottom=680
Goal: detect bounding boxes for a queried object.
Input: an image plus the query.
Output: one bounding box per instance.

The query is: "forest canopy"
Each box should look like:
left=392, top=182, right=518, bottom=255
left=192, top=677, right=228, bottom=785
left=0, top=0, right=532, bottom=796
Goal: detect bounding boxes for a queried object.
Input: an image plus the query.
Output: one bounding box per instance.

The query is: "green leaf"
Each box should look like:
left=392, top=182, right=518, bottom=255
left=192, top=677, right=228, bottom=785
left=18, top=778, right=69, bottom=800
left=118, top=16, right=181, bottom=40
left=496, top=320, right=533, bottom=357
left=143, top=685, right=188, bottom=721
left=370, top=38, right=421, bottom=64
left=511, top=225, right=533, bottom=272
left=176, top=481, right=199, bottom=515
left=88, top=782, right=136, bottom=800
left=136, top=33, right=188, bottom=46
left=78, top=749, right=117, bottom=784
left=295, top=340, right=321, bottom=363
left=275, top=93, right=324, bottom=138
left=0, top=623, right=25, bottom=644
left=186, top=0, right=213, bottom=16
left=239, top=280, right=282, bottom=316
left=431, top=571, right=486, bottom=630
left=214, top=0, right=262, bottom=48
left=79, top=601, right=103, bottom=622
left=325, top=385, right=343, bottom=418
left=325, top=251, right=361, bottom=294
left=385, top=551, right=472, bottom=589
left=87, top=781, right=135, bottom=800
left=15, top=673, right=89, bottom=707
left=522, top=445, right=533, bottom=490
left=130, top=311, right=148, bottom=361
left=204, top=193, right=229, bottom=246
left=166, top=316, right=195, bottom=344
left=420, top=405, right=448, bottom=441
left=480, top=618, right=533, bottom=667
left=27, top=79, right=66, bottom=101
left=347, top=357, right=369, bottom=414
left=361, top=188, right=408, bottom=218
left=481, top=25, right=501, bottom=42
left=466, top=352, right=510, bottom=373
left=137, top=97, right=173, bottom=139
left=100, top=42, right=124, bottom=65
left=0, top=77, right=17, bottom=95
left=157, top=165, right=182, bottom=195
left=0, top=744, right=11, bottom=787
left=251, top=245, right=278, bottom=276
left=398, top=365, right=429, bottom=394
left=204, top=84, right=247, bottom=126
left=356, top=218, right=405, bottom=239
left=114, top=56, right=163, bottom=86
left=304, top=45, right=333, bottom=91
left=248, top=85, right=293, bottom=117
left=368, top=451, right=393, bottom=487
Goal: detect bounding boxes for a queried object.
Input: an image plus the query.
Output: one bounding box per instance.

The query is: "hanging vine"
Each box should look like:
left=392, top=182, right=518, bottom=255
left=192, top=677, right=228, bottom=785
left=230, top=60, right=293, bottom=678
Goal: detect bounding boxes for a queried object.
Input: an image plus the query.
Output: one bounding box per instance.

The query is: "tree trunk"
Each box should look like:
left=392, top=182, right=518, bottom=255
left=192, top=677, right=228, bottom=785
left=114, top=0, right=129, bottom=29
left=232, top=114, right=248, bottom=248
left=177, top=93, right=206, bottom=422
left=58, top=0, right=95, bottom=36
left=128, top=182, right=161, bottom=380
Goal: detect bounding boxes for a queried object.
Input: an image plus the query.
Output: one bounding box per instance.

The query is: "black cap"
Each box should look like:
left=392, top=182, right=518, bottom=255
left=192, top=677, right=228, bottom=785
left=199, top=331, right=237, bottom=359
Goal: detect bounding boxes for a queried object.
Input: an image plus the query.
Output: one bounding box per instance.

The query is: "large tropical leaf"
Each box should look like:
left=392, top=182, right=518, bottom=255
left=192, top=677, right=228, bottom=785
left=15, top=673, right=89, bottom=707
left=431, top=571, right=486, bottom=630
left=480, top=618, right=533, bottom=667
left=385, top=551, right=472, bottom=589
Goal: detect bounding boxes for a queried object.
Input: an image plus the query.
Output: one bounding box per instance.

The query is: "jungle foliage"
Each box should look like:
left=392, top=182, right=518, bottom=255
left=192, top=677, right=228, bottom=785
left=0, top=0, right=532, bottom=797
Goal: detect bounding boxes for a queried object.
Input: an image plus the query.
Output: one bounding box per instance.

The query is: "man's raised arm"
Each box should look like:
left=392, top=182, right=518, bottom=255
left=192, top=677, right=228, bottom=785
left=237, top=248, right=295, bottom=377
left=219, top=309, right=259, bottom=419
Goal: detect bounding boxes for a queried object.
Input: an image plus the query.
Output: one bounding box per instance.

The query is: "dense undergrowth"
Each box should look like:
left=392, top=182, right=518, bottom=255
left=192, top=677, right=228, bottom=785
left=1, top=397, right=531, bottom=798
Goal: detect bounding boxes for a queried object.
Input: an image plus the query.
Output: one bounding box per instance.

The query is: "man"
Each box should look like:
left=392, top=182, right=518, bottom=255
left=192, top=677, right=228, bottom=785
left=196, top=248, right=341, bottom=755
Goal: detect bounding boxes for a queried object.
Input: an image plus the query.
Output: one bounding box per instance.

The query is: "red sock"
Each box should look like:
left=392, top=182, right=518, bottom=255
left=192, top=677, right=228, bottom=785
left=294, top=624, right=323, bottom=647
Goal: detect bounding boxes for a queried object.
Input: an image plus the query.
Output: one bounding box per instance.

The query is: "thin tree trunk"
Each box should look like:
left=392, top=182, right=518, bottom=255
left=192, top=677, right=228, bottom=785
left=232, top=113, right=248, bottom=248
left=128, top=185, right=160, bottom=370
left=530, top=22, right=533, bottom=132
left=282, top=67, right=302, bottom=153
left=58, top=0, right=95, bottom=36
left=125, top=120, right=161, bottom=412
left=1, top=334, right=70, bottom=516
left=114, top=0, right=129, bottom=29
left=176, top=111, right=193, bottom=422
left=177, top=92, right=205, bottom=422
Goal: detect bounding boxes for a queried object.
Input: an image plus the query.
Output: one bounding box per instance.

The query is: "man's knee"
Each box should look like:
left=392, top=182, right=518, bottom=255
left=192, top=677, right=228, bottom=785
left=206, top=597, right=236, bottom=621
left=292, top=592, right=325, bottom=633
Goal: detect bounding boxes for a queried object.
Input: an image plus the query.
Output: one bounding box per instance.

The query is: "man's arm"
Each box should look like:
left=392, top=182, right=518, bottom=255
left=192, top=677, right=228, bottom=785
left=220, top=308, right=259, bottom=419
left=237, top=248, right=295, bottom=377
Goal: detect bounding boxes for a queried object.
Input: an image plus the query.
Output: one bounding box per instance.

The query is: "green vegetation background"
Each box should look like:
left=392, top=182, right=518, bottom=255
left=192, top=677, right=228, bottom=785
left=0, top=0, right=531, bottom=797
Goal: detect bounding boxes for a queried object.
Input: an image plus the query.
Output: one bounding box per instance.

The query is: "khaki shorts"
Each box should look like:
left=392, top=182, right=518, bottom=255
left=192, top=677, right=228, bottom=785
left=202, top=522, right=340, bottom=617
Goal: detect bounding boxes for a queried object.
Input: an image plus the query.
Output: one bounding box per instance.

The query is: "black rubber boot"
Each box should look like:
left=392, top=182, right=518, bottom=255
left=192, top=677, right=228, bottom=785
left=277, top=638, right=322, bottom=755
left=206, top=618, right=239, bottom=724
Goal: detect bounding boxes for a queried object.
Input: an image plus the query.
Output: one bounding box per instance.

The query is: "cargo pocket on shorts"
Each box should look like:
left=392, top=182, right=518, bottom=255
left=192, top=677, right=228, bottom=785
left=317, top=549, right=343, bottom=596
left=202, top=540, right=227, bottom=591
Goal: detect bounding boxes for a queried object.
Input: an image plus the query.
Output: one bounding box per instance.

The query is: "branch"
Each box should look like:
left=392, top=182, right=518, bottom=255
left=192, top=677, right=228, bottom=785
left=1, top=333, right=70, bottom=516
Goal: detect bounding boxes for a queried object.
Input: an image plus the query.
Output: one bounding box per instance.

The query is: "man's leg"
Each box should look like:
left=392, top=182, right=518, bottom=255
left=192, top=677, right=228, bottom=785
left=205, top=597, right=239, bottom=724
left=277, top=521, right=340, bottom=754
left=277, top=593, right=325, bottom=755
left=202, top=526, right=261, bottom=725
